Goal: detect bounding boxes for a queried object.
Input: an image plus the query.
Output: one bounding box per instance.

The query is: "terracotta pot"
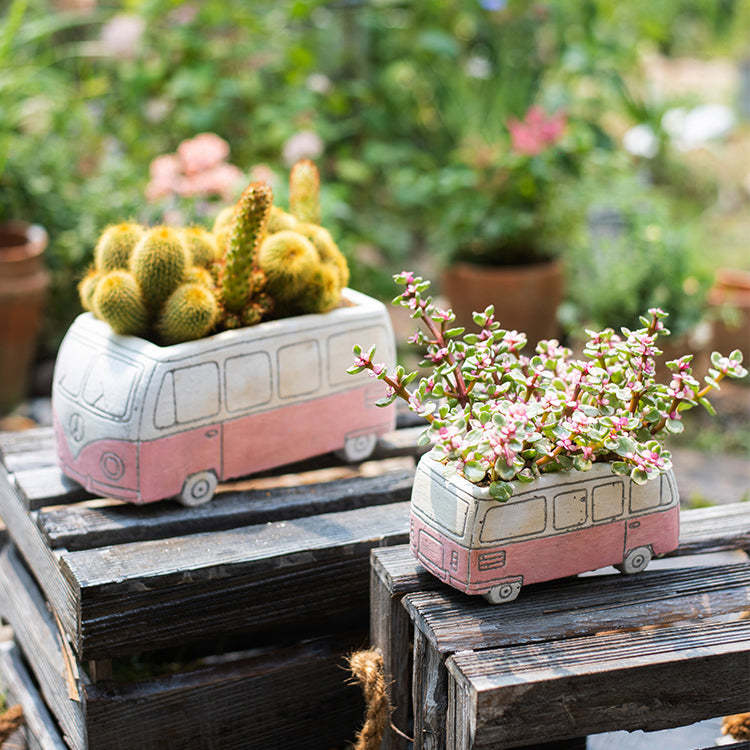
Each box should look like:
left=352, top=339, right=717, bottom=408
left=0, top=221, right=49, bottom=415
left=707, top=268, right=750, bottom=358
left=409, top=452, right=680, bottom=603
left=442, top=259, right=564, bottom=346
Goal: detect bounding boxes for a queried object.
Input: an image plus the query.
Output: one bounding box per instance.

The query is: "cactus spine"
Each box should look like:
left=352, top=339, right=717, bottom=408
left=181, top=226, right=218, bottom=268
left=220, top=182, right=273, bottom=314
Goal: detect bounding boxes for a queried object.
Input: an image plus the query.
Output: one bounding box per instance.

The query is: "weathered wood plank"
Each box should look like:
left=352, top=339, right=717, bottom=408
left=81, top=633, right=366, bottom=750
left=446, top=619, right=750, bottom=749
left=403, top=561, right=750, bottom=655
left=0, top=466, right=78, bottom=642
left=0, top=641, right=68, bottom=750
left=38, top=459, right=415, bottom=551
left=57, top=501, right=409, bottom=659
left=0, top=544, right=87, bottom=749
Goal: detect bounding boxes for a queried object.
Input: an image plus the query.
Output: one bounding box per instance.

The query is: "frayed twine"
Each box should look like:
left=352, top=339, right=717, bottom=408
left=347, top=649, right=390, bottom=750
left=0, top=704, right=24, bottom=744
left=722, top=713, right=750, bottom=741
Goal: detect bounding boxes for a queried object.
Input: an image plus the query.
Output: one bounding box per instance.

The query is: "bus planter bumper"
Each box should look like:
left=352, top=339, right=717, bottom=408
left=51, top=288, right=397, bottom=506
left=409, top=451, right=680, bottom=604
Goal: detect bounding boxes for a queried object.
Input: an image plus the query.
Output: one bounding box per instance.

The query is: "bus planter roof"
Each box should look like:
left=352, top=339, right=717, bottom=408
left=350, top=272, right=747, bottom=603
left=52, top=162, right=396, bottom=506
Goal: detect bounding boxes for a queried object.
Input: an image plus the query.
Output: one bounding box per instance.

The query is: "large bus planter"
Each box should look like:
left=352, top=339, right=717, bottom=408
left=52, top=287, right=396, bottom=506
left=409, top=452, right=680, bottom=604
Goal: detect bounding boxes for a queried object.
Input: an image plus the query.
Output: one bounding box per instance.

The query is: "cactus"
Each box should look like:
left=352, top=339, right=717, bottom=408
left=130, top=226, right=190, bottom=312
left=157, top=283, right=220, bottom=345
left=294, top=263, right=341, bottom=315
left=211, top=205, right=235, bottom=257
left=78, top=268, right=102, bottom=312
left=297, top=223, right=350, bottom=289
left=184, top=265, right=215, bottom=289
left=94, top=222, right=144, bottom=272
left=289, top=159, right=321, bottom=225
left=92, top=271, right=149, bottom=336
left=221, top=182, right=273, bottom=313
left=258, top=230, right=320, bottom=306
left=181, top=226, right=218, bottom=268
left=267, top=205, right=298, bottom=234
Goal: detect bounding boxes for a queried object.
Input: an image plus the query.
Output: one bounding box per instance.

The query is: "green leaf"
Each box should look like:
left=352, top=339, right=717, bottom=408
left=611, top=461, right=630, bottom=476
left=665, top=418, right=684, bottom=434
left=697, top=396, right=716, bottom=416
left=489, top=481, right=513, bottom=501
left=464, top=462, right=487, bottom=483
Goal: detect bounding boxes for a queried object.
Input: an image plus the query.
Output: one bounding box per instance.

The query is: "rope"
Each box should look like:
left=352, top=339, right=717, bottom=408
left=347, top=649, right=390, bottom=750
left=722, top=713, right=750, bottom=741
left=0, top=704, right=24, bottom=744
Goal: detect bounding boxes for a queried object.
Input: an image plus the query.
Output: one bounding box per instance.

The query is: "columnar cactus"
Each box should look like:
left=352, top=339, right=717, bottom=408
left=289, top=159, right=321, bottom=225
left=220, top=182, right=273, bottom=314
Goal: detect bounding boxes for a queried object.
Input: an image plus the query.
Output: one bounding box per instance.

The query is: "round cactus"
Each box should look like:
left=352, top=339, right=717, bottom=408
left=289, top=160, right=321, bottom=225
left=92, top=270, right=149, bottom=336
left=181, top=226, right=219, bottom=268
left=94, top=222, right=144, bottom=272
left=258, top=230, right=320, bottom=304
left=130, top=226, right=190, bottom=312
left=212, top=205, right=235, bottom=257
left=157, top=283, right=220, bottom=345
left=267, top=206, right=298, bottom=234
left=78, top=268, right=102, bottom=312
left=295, top=263, right=341, bottom=315
left=184, top=265, right=215, bottom=289
left=297, top=223, right=349, bottom=289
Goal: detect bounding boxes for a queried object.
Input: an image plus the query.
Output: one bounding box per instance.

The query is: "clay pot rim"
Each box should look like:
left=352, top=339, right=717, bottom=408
left=0, top=221, right=48, bottom=263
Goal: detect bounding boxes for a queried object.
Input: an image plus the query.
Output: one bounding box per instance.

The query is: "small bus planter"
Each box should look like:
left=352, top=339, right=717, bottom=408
left=410, top=453, right=679, bottom=603
left=53, top=287, right=396, bottom=505
left=351, top=272, right=747, bottom=603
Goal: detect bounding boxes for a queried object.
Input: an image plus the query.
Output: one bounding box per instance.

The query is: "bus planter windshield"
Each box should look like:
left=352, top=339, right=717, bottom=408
left=350, top=272, right=747, bottom=603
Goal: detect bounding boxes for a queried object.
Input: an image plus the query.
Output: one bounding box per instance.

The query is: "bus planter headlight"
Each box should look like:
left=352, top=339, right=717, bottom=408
left=350, top=272, right=747, bottom=603
left=52, top=161, right=396, bottom=506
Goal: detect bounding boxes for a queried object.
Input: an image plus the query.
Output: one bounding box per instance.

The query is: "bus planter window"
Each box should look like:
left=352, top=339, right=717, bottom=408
left=52, top=162, right=396, bottom=506
left=350, top=273, right=747, bottom=603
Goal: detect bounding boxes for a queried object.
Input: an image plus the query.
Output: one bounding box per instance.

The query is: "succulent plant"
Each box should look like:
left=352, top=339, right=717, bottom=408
left=82, top=160, right=350, bottom=345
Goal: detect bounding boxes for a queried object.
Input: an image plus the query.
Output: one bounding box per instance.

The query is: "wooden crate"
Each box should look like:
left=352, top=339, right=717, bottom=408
left=371, top=503, right=750, bottom=750
left=0, top=423, right=423, bottom=749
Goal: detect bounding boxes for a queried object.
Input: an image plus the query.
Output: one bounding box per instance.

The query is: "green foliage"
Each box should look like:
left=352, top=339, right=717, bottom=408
left=558, top=161, right=714, bottom=338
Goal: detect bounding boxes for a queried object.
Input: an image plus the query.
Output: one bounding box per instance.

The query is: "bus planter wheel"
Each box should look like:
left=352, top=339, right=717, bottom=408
left=334, top=432, right=378, bottom=463
left=483, top=579, right=522, bottom=605
left=615, top=546, right=653, bottom=575
left=179, top=471, right=218, bottom=507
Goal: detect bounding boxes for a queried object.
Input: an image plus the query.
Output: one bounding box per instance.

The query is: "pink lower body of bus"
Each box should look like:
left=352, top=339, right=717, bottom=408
left=409, top=505, right=680, bottom=596
left=55, top=386, right=393, bottom=503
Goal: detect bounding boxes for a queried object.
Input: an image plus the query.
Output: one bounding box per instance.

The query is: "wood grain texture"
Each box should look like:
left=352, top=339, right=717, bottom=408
left=0, top=641, right=68, bottom=750
left=0, top=544, right=87, bottom=749
left=446, top=618, right=750, bottom=749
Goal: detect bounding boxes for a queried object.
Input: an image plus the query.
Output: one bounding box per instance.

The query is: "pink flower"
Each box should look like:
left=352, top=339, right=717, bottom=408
left=507, top=106, right=566, bottom=156
left=177, top=133, right=231, bottom=176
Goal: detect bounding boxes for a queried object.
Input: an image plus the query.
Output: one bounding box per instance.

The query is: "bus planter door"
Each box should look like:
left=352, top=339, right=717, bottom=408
left=52, top=288, right=397, bottom=507
left=409, top=452, right=680, bottom=604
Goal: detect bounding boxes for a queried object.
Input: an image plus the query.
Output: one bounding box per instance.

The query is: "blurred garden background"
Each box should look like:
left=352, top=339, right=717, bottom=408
left=1, top=0, right=749, bottom=448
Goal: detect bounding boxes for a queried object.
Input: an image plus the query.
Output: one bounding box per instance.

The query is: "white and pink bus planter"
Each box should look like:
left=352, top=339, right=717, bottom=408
left=410, top=452, right=680, bottom=603
left=52, top=288, right=396, bottom=506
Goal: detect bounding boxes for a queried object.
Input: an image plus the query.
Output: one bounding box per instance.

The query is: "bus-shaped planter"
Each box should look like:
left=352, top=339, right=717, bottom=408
left=52, top=288, right=396, bottom=506
left=410, top=452, right=680, bottom=603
